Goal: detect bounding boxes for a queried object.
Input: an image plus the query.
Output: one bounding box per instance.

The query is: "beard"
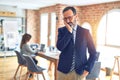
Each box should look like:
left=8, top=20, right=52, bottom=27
left=68, top=22, right=73, bottom=27
left=67, top=19, right=77, bottom=27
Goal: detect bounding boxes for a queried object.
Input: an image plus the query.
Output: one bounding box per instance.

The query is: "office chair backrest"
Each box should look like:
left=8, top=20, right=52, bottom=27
left=96, top=52, right=100, bottom=61
left=15, top=50, right=26, bottom=65
left=23, top=55, right=40, bottom=72
left=86, top=61, right=101, bottom=79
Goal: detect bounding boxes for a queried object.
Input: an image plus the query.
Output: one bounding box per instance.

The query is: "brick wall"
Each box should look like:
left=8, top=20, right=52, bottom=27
left=26, top=1, right=120, bottom=46
left=26, top=10, right=40, bottom=43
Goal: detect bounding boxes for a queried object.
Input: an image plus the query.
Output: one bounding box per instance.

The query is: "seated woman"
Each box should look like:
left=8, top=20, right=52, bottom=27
left=20, top=33, right=38, bottom=77
left=20, top=33, right=38, bottom=78
left=20, top=33, right=38, bottom=64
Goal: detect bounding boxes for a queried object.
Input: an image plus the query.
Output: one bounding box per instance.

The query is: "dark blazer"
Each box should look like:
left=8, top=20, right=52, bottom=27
left=56, top=25, right=97, bottom=75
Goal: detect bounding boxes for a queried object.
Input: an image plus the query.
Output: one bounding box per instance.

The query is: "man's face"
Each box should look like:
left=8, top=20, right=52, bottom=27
left=63, top=9, right=77, bottom=27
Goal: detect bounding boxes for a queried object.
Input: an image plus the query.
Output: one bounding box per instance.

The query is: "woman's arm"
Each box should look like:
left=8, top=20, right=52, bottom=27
left=25, top=44, right=38, bottom=54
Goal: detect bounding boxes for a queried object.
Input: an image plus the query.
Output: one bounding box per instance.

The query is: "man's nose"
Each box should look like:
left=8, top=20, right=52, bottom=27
left=66, top=18, right=70, bottom=23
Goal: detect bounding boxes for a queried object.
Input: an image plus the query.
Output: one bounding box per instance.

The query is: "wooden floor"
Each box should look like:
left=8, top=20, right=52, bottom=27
left=0, top=55, right=55, bottom=80
left=0, top=55, right=119, bottom=80
left=0, top=56, right=18, bottom=80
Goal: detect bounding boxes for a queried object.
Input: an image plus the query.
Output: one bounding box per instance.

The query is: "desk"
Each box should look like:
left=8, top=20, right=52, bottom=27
left=38, top=52, right=59, bottom=80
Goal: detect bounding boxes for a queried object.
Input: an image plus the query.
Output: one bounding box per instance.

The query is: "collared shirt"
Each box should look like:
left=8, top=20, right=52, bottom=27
left=72, top=25, right=77, bottom=43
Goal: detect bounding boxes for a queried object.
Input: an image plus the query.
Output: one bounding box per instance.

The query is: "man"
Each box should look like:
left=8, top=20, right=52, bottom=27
left=56, top=6, right=97, bottom=80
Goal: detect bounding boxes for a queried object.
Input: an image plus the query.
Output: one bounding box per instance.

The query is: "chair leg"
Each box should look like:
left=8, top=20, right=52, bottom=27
left=14, top=65, right=20, bottom=79
left=110, top=58, right=117, bottom=80
left=32, top=73, right=35, bottom=80
left=37, top=74, right=39, bottom=80
left=98, top=78, right=100, bottom=80
left=94, top=78, right=100, bottom=80
left=19, top=66, right=23, bottom=80
left=41, top=72, right=45, bottom=80
left=25, top=72, right=29, bottom=80
left=96, top=78, right=100, bottom=80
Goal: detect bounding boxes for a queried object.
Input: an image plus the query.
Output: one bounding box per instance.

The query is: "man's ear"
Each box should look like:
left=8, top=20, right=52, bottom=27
left=75, top=14, right=78, bottom=17
left=75, top=14, right=78, bottom=21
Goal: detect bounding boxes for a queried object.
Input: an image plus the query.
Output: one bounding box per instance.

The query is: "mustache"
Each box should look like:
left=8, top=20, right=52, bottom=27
left=68, top=22, right=74, bottom=27
left=67, top=19, right=76, bottom=27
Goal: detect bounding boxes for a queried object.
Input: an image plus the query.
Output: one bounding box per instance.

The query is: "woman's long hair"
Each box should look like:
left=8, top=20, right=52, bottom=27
left=20, top=33, right=31, bottom=49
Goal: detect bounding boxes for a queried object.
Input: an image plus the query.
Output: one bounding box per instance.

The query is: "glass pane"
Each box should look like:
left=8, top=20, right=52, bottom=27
left=50, top=13, right=56, bottom=47
left=97, top=15, right=107, bottom=45
left=40, top=13, right=48, bottom=47
left=106, top=11, right=120, bottom=46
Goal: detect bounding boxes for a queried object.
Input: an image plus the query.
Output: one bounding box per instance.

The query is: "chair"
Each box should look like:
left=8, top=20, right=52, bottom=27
left=23, top=55, right=46, bottom=80
left=14, top=51, right=27, bottom=80
left=86, top=52, right=101, bottom=80
left=96, top=52, right=100, bottom=61
left=86, top=61, right=101, bottom=80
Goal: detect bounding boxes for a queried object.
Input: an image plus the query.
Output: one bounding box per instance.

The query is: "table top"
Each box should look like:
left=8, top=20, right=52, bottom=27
left=38, top=51, right=60, bottom=60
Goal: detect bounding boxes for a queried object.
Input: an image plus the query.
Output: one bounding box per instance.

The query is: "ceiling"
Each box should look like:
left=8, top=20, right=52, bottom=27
left=0, top=0, right=119, bottom=9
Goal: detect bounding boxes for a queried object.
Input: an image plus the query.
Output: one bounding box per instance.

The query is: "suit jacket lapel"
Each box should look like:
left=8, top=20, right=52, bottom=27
left=75, top=25, right=83, bottom=47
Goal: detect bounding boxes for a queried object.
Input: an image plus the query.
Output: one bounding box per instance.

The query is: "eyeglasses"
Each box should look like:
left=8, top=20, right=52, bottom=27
left=63, top=15, right=74, bottom=21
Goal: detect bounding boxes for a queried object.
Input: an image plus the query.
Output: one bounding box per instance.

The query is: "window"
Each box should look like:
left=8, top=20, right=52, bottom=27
left=50, top=12, right=56, bottom=46
left=106, top=10, right=120, bottom=46
left=97, top=9, right=120, bottom=47
left=40, top=13, right=48, bottom=47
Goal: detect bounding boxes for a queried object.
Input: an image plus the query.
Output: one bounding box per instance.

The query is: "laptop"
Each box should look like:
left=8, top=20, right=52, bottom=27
left=39, top=44, right=45, bottom=52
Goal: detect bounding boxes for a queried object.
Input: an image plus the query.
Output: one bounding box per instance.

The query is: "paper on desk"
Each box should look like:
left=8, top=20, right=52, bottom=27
left=45, top=51, right=59, bottom=56
left=31, top=54, right=36, bottom=57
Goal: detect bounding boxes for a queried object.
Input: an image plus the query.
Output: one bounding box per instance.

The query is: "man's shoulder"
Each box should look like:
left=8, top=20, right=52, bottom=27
left=77, top=25, right=89, bottom=31
left=58, top=26, right=67, bottom=31
left=58, top=26, right=66, bottom=29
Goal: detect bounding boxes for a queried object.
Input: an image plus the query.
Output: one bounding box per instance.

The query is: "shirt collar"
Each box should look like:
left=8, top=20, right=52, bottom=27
left=73, top=24, right=77, bottom=31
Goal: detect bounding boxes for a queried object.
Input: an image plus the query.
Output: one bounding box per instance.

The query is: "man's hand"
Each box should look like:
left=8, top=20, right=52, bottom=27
left=82, top=70, right=89, bottom=77
left=64, top=21, right=72, bottom=33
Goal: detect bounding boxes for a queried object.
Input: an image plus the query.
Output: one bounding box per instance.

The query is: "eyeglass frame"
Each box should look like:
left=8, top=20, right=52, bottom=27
left=63, top=15, right=75, bottom=21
